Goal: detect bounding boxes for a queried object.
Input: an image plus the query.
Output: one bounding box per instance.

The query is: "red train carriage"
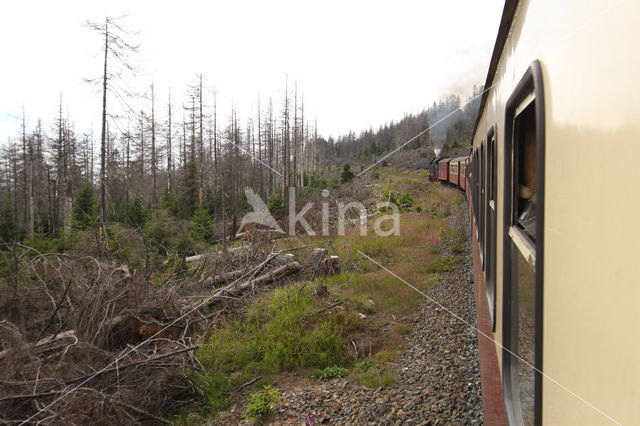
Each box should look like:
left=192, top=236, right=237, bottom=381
left=438, top=158, right=451, bottom=182
left=449, top=156, right=468, bottom=187
left=449, top=159, right=460, bottom=186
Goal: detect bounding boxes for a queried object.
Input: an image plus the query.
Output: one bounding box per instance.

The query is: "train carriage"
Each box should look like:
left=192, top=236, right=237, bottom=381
left=449, top=158, right=460, bottom=186
left=470, top=0, right=640, bottom=424
left=434, top=1, right=640, bottom=424
left=450, top=156, right=468, bottom=188
left=437, top=158, right=451, bottom=182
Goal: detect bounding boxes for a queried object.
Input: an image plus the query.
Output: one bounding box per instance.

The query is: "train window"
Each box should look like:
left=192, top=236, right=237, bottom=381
left=502, top=61, right=545, bottom=426
left=486, top=126, right=497, bottom=330
left=475, top=151, right=480, bottom=231
left=479, top=142, right=485, bottom=265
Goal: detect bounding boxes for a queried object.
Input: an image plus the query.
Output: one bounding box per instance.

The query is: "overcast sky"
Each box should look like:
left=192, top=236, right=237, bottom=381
left=0, top=0, right=504, bottom=142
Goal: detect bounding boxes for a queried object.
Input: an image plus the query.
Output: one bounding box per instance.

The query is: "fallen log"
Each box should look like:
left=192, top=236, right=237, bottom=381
left=202, top=269, right=245, bottom=286
left=245, top=261, right=302, bottom=288
left=185, top=261, right=302, bottom=312
left=185, top=246, right=246, bottom=262
left=240, top=228, right=285, bottom=242
left=0, top=329, right=77, bottom=361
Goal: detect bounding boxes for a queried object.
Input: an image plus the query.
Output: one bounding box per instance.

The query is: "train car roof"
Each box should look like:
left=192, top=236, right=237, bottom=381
left=451, top=156, right=468, bottom=162
left=472, top=0, right=521, bottom=140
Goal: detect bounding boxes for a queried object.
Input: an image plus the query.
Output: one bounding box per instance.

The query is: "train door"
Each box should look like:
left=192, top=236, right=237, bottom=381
left=502, top=62, right=545, bottom=426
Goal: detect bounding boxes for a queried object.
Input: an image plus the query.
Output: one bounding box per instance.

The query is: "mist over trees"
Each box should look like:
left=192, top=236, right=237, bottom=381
left=322, top=85, right=483, bottom=163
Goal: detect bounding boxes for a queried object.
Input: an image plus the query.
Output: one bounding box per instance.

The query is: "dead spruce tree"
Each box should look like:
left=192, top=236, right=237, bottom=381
left=85, top=16, right=139, bottom=241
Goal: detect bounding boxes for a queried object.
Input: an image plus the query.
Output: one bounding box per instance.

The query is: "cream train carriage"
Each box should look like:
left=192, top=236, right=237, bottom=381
left=455, top=0, right=640, bottom=424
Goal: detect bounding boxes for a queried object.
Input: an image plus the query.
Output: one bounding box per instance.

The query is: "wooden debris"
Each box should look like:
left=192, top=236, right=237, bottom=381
left=301, top=301, right=344, bottom=322
left=323, top=255, right=341, bottom=276
left=0, top=329, right=77, bottom=361
left=202, top=269, right=245, bottom=286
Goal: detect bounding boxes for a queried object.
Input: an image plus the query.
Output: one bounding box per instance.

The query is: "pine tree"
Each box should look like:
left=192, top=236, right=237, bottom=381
left=191, top=205, right=213, bottom=243
left=341, top=163, right=354, bottom=183
left=72, top=182, right=96, bottom=231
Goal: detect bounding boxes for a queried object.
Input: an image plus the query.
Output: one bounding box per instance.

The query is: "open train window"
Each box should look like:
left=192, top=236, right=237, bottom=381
left=502, top=61, right=545, bottom=426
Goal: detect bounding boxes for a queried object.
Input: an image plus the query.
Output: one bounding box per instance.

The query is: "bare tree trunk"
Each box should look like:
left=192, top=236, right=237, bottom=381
left=267, top=97, right=274, bottom=196
left=167, top=89, right=173, bottom=193
left=293, top=81, right=298, bottom=188
left=139, top=111, right=145, bottom=187
left=150, top=84, right=157, bottom=208
left=213, top=92, right=218, bottom=193
left=125, top=127, right=131, bottom=222
left=300, top=93, right=308, bottom=186
left=282, top=76, right=289, bottom=196
left=198, top=74, right=205, bottom=204
left=182, top=111, right=187, bottom=174
left=257, top=94, right=263, bottom=197
left=99, top=18, right=109, bottom=240
left=21, top=108, right=34, bottom=238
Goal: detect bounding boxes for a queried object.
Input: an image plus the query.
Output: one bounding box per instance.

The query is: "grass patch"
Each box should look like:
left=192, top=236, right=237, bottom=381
left=196, top=285, right=363, bottom=416
left=325, top=272, right=424, bottom=316
left=425, top=256, right=461, bottom=273
left=354, top=357, right=395, bottom=388
left=313, top=365, right=349, bottom=380
left=375, top=348, right=402, bottom=363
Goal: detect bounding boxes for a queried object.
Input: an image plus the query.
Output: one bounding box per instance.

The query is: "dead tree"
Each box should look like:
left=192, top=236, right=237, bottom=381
left=85, top=16, right=139, bottom=240
left=166, top=89, right=174, bottom=193
left=150, top=84, right=157, bottom=207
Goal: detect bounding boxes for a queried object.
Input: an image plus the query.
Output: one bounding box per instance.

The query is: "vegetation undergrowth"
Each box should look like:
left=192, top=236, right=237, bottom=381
left=354, top=357, right=395, bottom=388
left=184, top=168, right=468, bottom=420
left=243, top=385, right=282, bottom=423
left=194, top=285, right=364, bottom=416
left=314, top=365, right=349, bottom=380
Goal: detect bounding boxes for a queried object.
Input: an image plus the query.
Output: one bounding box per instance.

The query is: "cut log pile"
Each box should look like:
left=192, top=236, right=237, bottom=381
left=0, top=244, right=339, bottom=424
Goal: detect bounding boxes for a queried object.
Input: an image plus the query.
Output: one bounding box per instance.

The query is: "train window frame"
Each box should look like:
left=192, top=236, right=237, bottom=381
left=486, top=125, right=498, bottom=331
left=502, top=60, right=545, bottom=426
left=472, top=151, right=479, bottom=239
left=479, top=142, right=486, bottom=265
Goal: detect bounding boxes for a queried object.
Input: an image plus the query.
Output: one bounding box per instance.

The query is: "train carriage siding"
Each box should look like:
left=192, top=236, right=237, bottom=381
left=463, top=0, right=640, bottom=425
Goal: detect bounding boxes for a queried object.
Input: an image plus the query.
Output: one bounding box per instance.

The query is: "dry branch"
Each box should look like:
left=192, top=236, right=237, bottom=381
left=49, top=345, right=199, bottom=389
left=0, top=329, right=77, bottom=361
left=202, top=269, right=245, bottom=286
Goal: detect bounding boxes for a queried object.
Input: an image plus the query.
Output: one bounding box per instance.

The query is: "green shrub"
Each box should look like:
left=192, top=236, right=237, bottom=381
left=243, top=385, right=282, bottom=422
left=22, top=232, right=66, bottom=254
left=354, top=357, right=395, bottom=388
left=313, top=365, right=348, bottom=380
left=382, top=191, right=414, bottom=210
left=268, top=191, right=284, bottom=214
